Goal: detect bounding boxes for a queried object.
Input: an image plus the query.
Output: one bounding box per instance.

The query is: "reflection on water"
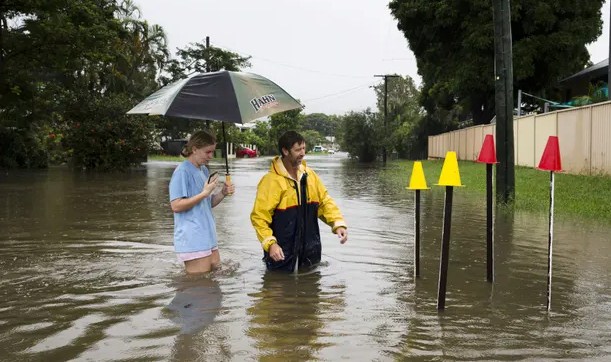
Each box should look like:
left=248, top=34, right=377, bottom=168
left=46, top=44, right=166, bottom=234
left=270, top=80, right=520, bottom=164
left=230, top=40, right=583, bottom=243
left=247, top=269, right=329, bottom=361
left=0, top=155, right=610, bottom=360
left=167, top=275, right=222, bottom=335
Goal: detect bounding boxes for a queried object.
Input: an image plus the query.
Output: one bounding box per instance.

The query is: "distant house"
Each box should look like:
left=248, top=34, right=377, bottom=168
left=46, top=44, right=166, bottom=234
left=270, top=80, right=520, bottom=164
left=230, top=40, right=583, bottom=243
left=558, top=58, right=609, bottom=101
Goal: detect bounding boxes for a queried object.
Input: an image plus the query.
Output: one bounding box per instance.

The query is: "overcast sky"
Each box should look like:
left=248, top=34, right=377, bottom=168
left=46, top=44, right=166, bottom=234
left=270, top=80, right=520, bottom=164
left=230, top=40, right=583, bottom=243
left=136, top=0, right=610, bottom=116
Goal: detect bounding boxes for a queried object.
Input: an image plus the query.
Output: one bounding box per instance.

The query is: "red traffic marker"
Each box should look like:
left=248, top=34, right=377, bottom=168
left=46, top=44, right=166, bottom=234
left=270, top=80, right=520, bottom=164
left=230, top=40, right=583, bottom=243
left=537, top=136, right=562, bottom=312
left=538, top=136, right=562, bottom=172
left=476, top=134, right=498, bottom=164
left=476, top=134, right=496, bottom=283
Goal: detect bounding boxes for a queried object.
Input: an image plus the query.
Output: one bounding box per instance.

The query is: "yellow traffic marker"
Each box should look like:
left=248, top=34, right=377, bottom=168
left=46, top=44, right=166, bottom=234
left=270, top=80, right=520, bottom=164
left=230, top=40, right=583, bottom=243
left=406, top=160, right=429, bottom=279
left=406, top=161, right=429, bottom=190
left=436, top=151, right=463, bottom=187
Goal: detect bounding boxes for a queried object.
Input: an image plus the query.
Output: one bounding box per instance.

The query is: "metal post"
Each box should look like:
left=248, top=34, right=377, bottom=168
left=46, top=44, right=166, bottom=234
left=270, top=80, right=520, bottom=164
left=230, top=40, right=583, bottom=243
left=414, top=190, right=421, bottom=278
left=546, top=171, right=555, bottom=311
left=437, top=186, right=454, bottom=310
left=486, top=164, right=494, bottom=282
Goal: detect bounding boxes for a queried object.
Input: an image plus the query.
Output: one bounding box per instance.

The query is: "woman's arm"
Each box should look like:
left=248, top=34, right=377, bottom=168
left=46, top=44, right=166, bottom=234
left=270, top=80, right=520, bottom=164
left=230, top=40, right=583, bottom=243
left=171, top=179, right=218, bottom=213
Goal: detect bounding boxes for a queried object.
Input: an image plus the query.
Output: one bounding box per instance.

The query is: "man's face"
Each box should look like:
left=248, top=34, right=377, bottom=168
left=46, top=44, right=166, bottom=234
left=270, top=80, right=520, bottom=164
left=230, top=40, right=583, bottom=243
left=283, top=141, right=306, bottom=167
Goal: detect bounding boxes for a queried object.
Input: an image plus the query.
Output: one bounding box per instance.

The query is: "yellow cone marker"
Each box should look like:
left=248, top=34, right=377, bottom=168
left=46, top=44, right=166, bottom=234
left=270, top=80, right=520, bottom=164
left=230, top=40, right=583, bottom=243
left=406, top=160, right=429, bottom=279
left=436, top=151, right=463, bottom=187
left=407, top=161, right=429, bottom=190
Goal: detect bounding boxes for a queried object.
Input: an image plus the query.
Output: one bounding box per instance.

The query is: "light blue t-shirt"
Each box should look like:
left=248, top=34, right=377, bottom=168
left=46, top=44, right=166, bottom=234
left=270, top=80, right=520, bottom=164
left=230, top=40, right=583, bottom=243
left=169, top=161, right=218, bottom=253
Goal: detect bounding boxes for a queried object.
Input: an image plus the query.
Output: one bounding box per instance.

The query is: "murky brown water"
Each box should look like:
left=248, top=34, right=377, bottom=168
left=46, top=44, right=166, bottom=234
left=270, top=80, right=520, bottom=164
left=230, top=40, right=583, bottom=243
left=1, top=155, right=610, bottom=361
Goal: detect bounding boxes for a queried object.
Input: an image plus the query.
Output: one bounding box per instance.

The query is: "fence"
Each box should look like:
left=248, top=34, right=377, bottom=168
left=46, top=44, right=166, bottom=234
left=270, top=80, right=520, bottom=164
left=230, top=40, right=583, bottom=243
left=428, top=100, right=611, bottom=175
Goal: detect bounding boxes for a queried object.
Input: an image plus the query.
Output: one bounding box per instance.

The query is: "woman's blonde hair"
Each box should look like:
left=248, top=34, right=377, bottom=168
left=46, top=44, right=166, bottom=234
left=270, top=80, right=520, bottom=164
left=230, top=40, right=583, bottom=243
left=181, top=130, right=217, bottom=157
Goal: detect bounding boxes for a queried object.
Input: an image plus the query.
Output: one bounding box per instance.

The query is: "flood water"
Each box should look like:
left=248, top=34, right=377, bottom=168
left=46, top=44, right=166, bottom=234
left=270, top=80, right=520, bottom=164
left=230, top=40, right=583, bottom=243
left=1, top=154, right=610, bottom=361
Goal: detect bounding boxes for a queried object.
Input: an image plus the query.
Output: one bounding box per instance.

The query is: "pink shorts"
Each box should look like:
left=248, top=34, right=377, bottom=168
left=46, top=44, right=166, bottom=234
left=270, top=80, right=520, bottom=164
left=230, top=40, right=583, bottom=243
left=177, top=247, right=218, bottom=262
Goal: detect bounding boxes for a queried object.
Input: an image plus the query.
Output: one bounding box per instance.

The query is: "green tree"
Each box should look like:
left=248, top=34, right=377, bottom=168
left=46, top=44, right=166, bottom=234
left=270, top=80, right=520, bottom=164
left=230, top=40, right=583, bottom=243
left=251, top=120, right=274, bottom=155
left=302, top=113, right=339, bottom=137
left=111, top=0, right=169, bottom=96
left=389, top=0, right=605, bottom=127
left=268, top=107, right=304, bottom=151
left=300, top=129, right=324, bottom=152
left=0, top=0, right=174, bottom=169
left=372, top=75, right=423, bottom=158
left=0, top=0, right=130, bottom=168
left=153, top=39, right=252, bottom=143
left=161, top=39, right=251, bottom=84
left=339, top=109, right=379, bottom=162
left=63, top=93, right=155, bottom=170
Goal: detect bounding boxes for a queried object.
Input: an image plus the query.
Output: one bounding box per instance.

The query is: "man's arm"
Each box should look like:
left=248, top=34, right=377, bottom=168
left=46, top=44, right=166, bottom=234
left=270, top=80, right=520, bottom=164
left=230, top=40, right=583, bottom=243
left=250, top=175, right=281, bottom=252
left=310, top=170, right=348, bottom=241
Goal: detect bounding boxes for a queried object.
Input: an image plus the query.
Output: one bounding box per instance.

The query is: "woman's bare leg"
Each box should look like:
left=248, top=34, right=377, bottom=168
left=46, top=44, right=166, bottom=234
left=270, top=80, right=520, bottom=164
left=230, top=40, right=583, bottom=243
left=183, top=250, right=221, bottom=274
left=210, top=249, right=221, bottom=270
left=184, top=255, right=213, bottom=274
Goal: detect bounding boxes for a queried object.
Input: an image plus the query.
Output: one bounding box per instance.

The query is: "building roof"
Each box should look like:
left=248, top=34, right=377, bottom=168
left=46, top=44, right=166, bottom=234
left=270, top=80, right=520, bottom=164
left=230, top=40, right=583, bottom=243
left=560, top=58, right=608, bottom=85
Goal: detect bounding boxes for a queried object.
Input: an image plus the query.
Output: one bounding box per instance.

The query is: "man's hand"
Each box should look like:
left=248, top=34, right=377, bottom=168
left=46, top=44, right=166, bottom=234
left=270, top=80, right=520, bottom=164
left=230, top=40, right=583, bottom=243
left=269, top=243, right=285, bottom=261
left=336, top=227, right=348, bottom=244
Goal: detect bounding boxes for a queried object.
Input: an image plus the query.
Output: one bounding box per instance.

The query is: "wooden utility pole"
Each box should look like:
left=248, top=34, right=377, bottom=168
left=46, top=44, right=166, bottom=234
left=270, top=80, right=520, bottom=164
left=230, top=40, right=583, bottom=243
left=374, top=74, right=400, bottom=163
left=492, top=0, right=515, bottom=203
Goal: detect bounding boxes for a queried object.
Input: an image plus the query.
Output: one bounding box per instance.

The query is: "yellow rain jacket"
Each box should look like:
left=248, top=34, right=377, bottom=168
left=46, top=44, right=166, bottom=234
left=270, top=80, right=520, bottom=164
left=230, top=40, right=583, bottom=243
left=251, top=156, right=347, bottom=272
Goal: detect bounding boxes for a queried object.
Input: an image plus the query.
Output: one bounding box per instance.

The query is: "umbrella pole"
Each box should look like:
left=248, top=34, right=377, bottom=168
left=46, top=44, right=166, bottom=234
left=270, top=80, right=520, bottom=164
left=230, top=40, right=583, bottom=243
left=222, top=122, right=230, bottom=175
left=221, top=122, right=233, bottom=195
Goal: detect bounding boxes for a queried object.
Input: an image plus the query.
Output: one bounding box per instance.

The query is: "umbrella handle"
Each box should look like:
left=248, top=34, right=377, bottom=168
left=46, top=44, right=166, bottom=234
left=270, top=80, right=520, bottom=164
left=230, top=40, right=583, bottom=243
left=225, top=174, right=234, bottom=196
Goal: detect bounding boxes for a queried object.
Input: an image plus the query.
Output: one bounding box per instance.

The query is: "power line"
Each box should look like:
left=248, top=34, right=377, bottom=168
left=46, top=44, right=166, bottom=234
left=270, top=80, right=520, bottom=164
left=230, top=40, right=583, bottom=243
left=213, top=42, right=371, bottom=79
left=304, top=82, right=378, bottom=103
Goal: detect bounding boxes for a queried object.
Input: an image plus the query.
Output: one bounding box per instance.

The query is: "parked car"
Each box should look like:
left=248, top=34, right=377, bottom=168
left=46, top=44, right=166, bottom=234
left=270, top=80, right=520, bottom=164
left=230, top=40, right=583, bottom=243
left=312, top=145, right=326, bottom=152
left=236, top=146, right=257, bottom=158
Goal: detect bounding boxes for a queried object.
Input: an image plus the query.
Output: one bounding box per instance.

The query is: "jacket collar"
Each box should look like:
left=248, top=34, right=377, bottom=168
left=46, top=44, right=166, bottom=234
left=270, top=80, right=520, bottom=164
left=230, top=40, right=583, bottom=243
left=271, top=156, right=307, bottom=181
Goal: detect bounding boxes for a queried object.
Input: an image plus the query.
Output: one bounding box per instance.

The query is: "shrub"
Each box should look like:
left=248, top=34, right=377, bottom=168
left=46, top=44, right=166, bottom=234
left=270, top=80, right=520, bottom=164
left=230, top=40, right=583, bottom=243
left=62, top=94, right=155, bottom=170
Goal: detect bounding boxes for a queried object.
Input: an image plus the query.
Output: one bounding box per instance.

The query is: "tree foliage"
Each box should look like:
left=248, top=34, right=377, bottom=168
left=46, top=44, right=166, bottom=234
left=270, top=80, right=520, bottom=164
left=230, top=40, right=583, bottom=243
left=2, top=1, right=119, bottom=167
left=372, top=75, right=423, bottom=158
left=389, top=0, right=605, bottom=128
left=301, top=113, right=339, bottom=137
left=0, top=0, right=257, bottom=169
left=161, top=40, right=251, bottom=84
left=339, top=110, right=379, bottom=162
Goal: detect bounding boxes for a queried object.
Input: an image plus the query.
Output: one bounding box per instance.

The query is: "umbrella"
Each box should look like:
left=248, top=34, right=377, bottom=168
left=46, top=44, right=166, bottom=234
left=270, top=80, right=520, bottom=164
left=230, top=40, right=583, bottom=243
left=127, top=70, right=303, bottom=174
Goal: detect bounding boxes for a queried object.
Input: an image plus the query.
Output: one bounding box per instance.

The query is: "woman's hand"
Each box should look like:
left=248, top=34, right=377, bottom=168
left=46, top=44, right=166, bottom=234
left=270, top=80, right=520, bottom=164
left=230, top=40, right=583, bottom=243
left=222, top=182, right=235, bottom=196
left=202, top=174, right=219, bottom=197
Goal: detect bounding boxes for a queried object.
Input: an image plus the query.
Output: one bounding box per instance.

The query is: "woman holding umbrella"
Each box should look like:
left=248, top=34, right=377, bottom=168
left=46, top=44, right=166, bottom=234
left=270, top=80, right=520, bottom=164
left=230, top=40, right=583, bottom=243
left=169, top=130, right=235, bottom=274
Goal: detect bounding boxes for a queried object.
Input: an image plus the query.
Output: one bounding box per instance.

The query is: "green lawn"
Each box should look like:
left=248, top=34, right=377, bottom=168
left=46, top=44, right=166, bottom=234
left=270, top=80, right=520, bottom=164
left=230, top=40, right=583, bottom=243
left=383, top=159, right=611, bottom=222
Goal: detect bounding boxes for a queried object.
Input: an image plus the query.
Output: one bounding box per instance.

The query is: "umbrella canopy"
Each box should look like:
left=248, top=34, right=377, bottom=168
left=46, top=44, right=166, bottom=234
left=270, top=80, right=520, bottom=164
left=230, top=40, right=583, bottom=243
left=127, top=70, right=303, bottom=123
left=127, top=70, right=303, bottom=175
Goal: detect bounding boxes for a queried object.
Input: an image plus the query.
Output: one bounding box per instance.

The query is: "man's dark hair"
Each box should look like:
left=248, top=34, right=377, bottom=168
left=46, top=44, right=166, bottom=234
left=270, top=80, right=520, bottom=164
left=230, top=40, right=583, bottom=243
left=278, top=130, right=305, bottom=156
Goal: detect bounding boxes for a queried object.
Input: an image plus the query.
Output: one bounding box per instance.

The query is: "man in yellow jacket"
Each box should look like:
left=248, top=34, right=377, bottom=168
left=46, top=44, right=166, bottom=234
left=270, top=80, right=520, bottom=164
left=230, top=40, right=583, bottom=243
left=251, top=131, right=348, bottom=272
